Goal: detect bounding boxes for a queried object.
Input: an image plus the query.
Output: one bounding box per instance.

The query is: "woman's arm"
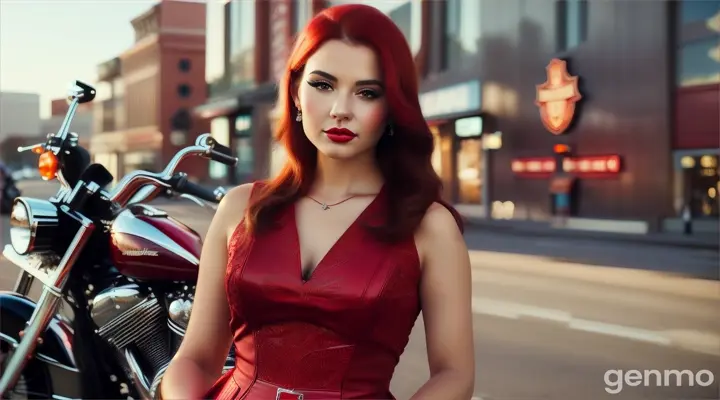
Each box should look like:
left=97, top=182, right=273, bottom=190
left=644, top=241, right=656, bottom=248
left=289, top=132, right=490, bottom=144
left=159, top=183, right=254, bottom=399
left=411, top=203, right=475, bottom=400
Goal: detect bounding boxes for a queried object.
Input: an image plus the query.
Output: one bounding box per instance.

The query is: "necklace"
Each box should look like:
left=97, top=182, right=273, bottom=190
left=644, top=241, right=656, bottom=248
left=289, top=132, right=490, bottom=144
left=306, top=195, right=357, bottom=210
left=306, top=190, right=380, bottom=210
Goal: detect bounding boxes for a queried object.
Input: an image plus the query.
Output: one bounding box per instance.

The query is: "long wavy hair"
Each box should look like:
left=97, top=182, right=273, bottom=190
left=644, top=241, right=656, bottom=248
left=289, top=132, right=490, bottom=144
left=244, top=3, right=463, bottom=243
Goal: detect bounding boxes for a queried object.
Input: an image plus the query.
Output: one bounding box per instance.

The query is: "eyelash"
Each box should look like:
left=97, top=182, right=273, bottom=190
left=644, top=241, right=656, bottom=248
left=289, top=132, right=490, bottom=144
left=306, top=80, right=381, bottom=100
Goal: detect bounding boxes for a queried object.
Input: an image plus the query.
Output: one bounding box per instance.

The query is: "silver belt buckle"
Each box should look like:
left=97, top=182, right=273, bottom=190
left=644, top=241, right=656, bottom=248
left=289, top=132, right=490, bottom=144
left=276, top=387, right=304, bottom=400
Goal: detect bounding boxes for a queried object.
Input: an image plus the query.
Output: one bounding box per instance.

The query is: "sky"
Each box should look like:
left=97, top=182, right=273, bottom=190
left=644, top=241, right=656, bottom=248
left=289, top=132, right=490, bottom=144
left=0, top=0, right=406, bottom=119
left=0, top=0, right=158, bottom=118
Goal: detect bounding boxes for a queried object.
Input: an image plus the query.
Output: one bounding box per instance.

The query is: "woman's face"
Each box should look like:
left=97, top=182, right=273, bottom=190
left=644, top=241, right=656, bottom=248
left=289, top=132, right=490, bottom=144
left=293, top=39, right=389, bottom=160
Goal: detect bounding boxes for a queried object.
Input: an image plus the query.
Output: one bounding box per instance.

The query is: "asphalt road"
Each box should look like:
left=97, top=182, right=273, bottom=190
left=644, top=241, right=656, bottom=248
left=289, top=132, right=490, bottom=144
left=1, top=180, right=719, bottom=400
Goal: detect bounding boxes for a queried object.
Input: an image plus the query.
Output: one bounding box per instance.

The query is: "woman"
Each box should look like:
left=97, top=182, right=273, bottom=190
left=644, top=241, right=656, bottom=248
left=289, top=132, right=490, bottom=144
left=160, top=4, right=474, bottom=399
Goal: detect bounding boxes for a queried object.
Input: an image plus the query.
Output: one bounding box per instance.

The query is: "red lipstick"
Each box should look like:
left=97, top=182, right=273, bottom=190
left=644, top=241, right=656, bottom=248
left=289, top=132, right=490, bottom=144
left=323, top=128, right=357, bottom=143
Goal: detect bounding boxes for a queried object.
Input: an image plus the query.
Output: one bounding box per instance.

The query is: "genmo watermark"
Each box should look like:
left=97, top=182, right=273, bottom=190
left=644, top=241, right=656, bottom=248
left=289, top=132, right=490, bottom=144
left=604, top=369, right=715, bottom=394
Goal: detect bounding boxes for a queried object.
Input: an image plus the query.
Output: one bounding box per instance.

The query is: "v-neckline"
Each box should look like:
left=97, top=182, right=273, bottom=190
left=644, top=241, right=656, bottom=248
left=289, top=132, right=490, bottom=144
left=291, top=185, right=385, bottom=284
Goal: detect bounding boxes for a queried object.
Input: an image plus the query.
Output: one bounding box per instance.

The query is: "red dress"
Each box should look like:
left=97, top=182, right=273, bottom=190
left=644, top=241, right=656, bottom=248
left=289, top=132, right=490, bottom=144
left=203, top=184, right=421, bottom=399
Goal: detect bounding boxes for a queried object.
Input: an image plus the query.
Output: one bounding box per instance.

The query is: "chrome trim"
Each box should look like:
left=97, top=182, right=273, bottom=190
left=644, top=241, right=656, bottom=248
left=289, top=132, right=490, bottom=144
left=276, top=387, right=304, bottom=400
left=12, top=271, right=35, bottom=296
left=168, top=299, right=192, bottom=329
left=10, top=198, right=59, bottom=255
left=51, top=395, right=77, bottom=400
left=0, top=218, right=95, bottom=395
left=90, top=284, right=144, bottom=327
left=107, top=133, right=237, bottom=208
left=178, top=194, right=218, bottom=211
left=125, top=349, right=151, bottom=399
left=0, top=326, right=78, bottom=373
left=167, top=319, right=185, bottom=337
left=111, top=210, right=199, bottom=266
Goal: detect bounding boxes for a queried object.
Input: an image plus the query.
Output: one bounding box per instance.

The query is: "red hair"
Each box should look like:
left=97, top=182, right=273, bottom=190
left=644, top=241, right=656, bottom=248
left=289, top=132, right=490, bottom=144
left=244, top=3, right=463, bottom=242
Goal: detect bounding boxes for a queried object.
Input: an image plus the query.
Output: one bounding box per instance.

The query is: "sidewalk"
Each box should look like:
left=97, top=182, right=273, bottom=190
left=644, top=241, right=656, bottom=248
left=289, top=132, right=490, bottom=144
left=462, top=216, right=719, bottom=250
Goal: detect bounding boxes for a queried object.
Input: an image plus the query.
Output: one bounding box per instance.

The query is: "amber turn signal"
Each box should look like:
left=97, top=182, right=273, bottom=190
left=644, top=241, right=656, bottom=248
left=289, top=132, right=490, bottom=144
left=38, top=151, right=59, bottom=181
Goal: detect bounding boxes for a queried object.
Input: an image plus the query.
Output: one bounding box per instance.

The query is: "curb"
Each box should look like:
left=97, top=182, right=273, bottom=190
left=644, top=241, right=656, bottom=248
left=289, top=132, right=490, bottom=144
left=463, top=218, right=719, bottom=251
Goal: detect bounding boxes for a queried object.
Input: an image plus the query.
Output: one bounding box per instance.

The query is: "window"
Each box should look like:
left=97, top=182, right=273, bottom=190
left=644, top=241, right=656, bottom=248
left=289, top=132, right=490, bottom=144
left=209, top=117, right=230, bottom=179
left=205, top=0, right=226, bottom=85
left=177, top=84, right=192, bottom=98
left=680, top=1, right=720, bottom=24
left=678, top=38, right=720, bottom=87
left=293, top=0, right=312, bottom=35
left=171, top=109, right=192, bottom=131
left=444, top=0, right=481, bottom=70
left=677, top=1, right=720, bottom=87
left=386, top=0, right=422, bottom=56
left=456, top=138, right=483, bottom=204
left=557, top=0, right=588, bottom=51
left=178, top=58, right=191, bottom=72
left=234, top=114, right=253, bottom=178
left=228, top=0, right=256, bottom=87
left=235, top=137, right=254, bottom=176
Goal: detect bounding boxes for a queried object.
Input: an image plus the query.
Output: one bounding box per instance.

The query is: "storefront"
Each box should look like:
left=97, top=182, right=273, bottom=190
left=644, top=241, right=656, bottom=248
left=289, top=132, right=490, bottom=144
left=419, top=80, right=486, bottom=209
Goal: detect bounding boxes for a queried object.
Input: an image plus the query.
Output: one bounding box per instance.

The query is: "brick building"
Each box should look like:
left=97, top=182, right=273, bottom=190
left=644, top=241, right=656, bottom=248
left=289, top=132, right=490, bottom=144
left=90, top=0, right=210, bottom=182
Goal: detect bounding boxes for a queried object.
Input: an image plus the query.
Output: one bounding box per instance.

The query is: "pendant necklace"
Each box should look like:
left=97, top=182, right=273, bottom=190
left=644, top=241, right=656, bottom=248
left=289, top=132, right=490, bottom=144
left=306, top=195, right=357, bottom=210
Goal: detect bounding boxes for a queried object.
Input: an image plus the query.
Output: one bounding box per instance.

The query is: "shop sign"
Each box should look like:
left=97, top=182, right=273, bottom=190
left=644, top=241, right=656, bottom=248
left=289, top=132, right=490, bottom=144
left=511, top=157, right=556, bottom=178
left=563, top=155, right=621, bottom=175
left=535, top=58, right=582, bottom=135
left=455, top=116, right=483, bottom=138
left=420, top=80, right=481, bottom=120
left=511, top=155, right=621, bottom=178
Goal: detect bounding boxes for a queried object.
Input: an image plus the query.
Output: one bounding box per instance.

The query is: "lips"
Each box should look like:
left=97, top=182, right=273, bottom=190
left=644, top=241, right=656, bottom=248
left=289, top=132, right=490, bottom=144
left=323, top=128, right=357, bottom=144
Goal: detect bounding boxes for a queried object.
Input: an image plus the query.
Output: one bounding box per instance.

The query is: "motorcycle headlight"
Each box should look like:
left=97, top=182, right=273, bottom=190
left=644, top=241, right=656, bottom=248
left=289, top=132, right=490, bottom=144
left=10, top=198, right=59, bottom=255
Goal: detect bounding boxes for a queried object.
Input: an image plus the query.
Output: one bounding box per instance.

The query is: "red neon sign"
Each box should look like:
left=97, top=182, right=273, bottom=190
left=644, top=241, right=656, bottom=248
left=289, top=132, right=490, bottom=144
left=535, top=59, right=582, bottom=135
left=511, top=155, right=622, bottom=178
left=563, top=155, right=621, bottom=175
left=511, top=157, right=556, bottom=177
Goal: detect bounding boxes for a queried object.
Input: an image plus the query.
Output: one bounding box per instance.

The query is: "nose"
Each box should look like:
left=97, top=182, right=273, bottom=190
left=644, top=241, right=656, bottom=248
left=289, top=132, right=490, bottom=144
left=330, top=95, right=352, bottom=121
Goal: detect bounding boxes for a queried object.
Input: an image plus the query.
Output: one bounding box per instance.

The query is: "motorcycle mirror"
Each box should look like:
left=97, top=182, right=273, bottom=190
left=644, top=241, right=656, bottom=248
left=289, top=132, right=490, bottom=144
left=67, top=80, right=96, bottom=104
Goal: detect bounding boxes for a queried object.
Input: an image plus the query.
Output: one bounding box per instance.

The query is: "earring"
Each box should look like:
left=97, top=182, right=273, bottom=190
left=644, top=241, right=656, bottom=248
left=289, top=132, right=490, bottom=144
left=296, top=110, right=302, bottom=122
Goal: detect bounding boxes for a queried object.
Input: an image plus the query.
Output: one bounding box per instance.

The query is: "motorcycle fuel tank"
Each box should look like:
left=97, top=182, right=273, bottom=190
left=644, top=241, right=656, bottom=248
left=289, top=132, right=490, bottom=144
left=109, top=204, right=202, bottom=281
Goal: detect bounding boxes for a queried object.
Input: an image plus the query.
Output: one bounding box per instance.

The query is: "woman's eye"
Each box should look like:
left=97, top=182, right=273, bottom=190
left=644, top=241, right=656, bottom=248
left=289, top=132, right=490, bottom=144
left=358, top=89, right=380, bottom=99
left=307, top=80, right=332, bottom=91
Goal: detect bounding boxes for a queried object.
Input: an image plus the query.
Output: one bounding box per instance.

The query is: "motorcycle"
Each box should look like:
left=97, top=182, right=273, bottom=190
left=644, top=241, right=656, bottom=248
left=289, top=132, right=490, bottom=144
left=0, top=80, right=238, bottom=400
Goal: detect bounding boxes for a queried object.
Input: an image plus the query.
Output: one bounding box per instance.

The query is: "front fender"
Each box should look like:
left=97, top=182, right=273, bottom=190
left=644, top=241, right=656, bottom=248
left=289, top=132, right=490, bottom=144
left=0, top=291, right=76, bottom=369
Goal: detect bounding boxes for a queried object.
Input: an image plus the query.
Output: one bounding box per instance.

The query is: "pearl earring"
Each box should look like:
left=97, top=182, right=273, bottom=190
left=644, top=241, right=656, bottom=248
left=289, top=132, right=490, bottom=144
left=296, top=110, right=302, bottom=122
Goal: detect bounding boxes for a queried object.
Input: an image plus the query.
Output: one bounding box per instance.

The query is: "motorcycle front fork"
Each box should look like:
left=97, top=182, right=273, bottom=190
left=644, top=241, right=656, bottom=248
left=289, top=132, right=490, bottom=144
left=0, top=286, right=63, bottom=397
left=13, top=271, right=34, bottom=296
left=0, top=220, right=94, bottom=396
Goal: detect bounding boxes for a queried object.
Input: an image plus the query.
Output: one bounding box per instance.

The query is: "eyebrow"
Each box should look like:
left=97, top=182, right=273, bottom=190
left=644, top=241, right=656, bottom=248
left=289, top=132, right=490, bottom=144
left=308, top=70, right=384, bottom=88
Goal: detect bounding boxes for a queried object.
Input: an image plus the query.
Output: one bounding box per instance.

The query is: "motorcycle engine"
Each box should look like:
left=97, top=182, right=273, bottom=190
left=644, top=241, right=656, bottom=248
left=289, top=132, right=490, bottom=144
left=89, top=282, right=193, bottom=397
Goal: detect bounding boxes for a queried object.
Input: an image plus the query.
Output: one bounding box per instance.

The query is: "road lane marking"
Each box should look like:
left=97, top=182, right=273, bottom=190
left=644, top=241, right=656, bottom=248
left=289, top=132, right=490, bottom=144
left=471, top=296, right=720, bottom=355
left=567, top=319, right=672, bottom=346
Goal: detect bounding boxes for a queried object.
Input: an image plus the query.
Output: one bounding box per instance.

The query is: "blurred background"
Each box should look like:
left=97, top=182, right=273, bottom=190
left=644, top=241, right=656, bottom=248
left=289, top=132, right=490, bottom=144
left=1, top=0, right=719, bottom=399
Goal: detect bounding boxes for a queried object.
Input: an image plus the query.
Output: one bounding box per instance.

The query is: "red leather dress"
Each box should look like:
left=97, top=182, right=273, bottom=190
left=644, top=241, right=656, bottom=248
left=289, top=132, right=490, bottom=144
left=203, top=184, right=422, bottom=399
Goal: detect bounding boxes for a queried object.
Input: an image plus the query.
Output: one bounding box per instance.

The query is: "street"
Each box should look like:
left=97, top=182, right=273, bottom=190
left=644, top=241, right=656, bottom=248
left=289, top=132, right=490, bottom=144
left=1, top=180, right=719, bottom=400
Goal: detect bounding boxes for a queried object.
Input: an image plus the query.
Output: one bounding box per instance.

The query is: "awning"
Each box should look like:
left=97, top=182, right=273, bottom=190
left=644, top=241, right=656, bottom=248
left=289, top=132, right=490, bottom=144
left=550, top=176, right=575, bottom=194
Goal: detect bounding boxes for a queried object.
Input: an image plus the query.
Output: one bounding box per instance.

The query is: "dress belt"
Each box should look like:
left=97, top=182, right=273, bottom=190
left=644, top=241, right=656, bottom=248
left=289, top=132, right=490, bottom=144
left=232, top=368, right=341, bottom=400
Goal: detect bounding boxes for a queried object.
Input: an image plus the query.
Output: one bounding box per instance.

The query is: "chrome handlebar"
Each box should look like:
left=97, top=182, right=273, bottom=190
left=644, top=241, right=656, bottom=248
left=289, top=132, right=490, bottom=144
left=107, top=133, right=237, bottom=208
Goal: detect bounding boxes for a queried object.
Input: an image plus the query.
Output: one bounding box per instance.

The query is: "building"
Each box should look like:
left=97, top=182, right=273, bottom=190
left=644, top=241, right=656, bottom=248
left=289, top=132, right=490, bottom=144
left=41, top=98, right=94, bottom=149
left=415, top=0, right=719, bottom=234
left=197, top=0, right=718, bottom=234
left=0, top=92, right=42, bottom=168
left=90, top=0, right=209, bottom=182
left=194, top=0, right=326, bottom=185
